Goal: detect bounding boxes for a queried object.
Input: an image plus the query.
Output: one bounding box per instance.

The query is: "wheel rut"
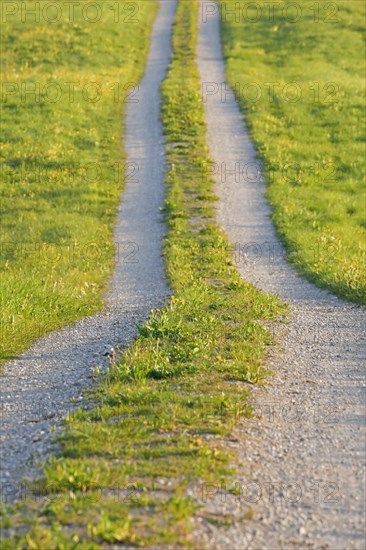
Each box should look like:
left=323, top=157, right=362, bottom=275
left=0, top=0, right=177, bottom=500
left=195, top=2, right=366, bottom=548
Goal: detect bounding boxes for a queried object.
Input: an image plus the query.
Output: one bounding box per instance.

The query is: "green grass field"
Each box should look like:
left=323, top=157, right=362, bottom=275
left=218, top=0, right=365, bottom=303
left=0, top=0, right=158, bottom=362
left=1, top=1, right=285, bottom=546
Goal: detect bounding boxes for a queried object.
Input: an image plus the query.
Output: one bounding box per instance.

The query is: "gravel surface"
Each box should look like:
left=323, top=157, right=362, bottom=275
left=0, top=0, right=176, bottom=502
left=195, top=2, right=366, bottom=548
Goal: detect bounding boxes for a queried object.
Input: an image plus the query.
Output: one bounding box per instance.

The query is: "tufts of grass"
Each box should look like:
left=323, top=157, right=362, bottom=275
left=1, top=0, right=285, bottom=547
left=218, top=0, right=366, bottom=304
left=0, top=1, right=158, bottom=362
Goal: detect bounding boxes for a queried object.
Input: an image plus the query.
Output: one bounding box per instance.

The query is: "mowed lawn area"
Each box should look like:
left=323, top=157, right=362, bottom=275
left=218, top=0, right=365, bottom=303
left=0, top=1, right=157, bottom=362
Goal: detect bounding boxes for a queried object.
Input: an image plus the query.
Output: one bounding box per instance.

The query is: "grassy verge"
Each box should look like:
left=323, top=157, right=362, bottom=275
left=1, top=0, right=285, bottom=547
left=218, top=0, right=365, bottom=303
left=0, top=0, right=158, bottom=362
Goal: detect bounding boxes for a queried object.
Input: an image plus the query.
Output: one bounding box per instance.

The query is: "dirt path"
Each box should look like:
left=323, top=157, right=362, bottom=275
left=195, top=2, right=366, bottom=548
left=0, top=0, right=176, bottom=501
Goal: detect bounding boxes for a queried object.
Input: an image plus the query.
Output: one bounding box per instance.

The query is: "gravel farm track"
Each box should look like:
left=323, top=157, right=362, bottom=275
left=1, top=1, right=365, bottom=549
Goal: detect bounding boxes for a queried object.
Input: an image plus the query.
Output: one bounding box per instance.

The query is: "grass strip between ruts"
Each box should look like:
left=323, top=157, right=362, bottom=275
left=1, top=0, right=285, bottom=547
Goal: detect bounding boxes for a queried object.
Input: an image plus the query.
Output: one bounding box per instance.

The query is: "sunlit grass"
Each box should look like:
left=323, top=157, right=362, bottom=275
left=219, top=0, right=365, bottom=303
left=0, top=0, right=158, bottom=361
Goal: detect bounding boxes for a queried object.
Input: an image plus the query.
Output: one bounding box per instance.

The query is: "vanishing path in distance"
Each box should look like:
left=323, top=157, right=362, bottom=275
left=195, top=3, right=365, bottom=548
left=0, top=0, right=176, bottom=499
